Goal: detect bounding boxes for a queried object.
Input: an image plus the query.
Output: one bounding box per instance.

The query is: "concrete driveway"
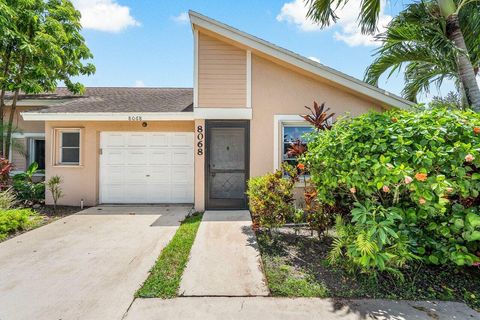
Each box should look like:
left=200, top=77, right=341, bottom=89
left=0, top=205, right=190, bottom=320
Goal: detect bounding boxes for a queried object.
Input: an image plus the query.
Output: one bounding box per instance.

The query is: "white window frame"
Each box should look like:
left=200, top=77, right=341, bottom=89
left=27, top=136, right=46, bottom=170
left=54, top=128, right=82, bottom=166
left=273, top=115, right=311, bottom=170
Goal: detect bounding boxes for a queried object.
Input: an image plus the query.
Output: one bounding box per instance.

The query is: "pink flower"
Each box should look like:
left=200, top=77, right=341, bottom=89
left=382, top=185, right=390, bottom=193
left=446, top=187, right=454, bottom=194
left=350, top=187, right=356, bottom=194
left=465, top=154, right=475, bottom=162
left=404, top=176, right=413, bottom=184
left=419, top=197, right=426, bottom=205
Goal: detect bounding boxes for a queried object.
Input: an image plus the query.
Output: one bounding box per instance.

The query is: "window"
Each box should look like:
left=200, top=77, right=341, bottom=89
left=56, top=129, right=81, bottom=165
left=282, top=124, right=313, bottom=167
left=28, top=138, right=45, bottom=170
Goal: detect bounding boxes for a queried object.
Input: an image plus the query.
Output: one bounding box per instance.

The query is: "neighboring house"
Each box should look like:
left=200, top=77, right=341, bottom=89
left=16, top=11, right=412, bottom=211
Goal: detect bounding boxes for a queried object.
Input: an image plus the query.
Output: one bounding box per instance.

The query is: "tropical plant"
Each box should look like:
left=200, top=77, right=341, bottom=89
left=306, top=0, right=480, bottom=110
left=0, top=187, right=15, bottom=209
left=301, top=101, right=335, bottom=130
left=0, top=0, right=95, bottom=157
left=47, top=175, right=63, bottom=212
left=304, top=108, right=480, bottom=269
left=247, top=163, right=296, bottom=232
left=0, top=207, right=39, bottom=240
left=0, top=157, right=12, bottom=188
left=13, top=162, right=45, bottom=203
left=364, top=1, right=480, bottom=104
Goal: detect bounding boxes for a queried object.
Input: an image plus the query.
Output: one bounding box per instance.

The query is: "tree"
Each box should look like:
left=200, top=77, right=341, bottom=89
left=306, top=0, right=480, bottom=111
left=364, top=1, right=479, bottom=104
left=0, top=0, right=95, bottom=158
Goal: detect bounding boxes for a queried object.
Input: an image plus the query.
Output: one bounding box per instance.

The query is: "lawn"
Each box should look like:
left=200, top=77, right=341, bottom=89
left=257, top=229, right=480, bottom=311
left=136, top=212, right=203, bottom=299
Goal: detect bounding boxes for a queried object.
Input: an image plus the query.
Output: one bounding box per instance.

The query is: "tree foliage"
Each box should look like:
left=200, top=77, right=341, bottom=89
left=0, top=0, right=95, bottom=157
left=364, top=0, right=480, bottom=103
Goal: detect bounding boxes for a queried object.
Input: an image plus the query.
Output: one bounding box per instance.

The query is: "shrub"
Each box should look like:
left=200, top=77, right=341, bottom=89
left=47, top=175, right=64, bottom=212
left=0, top=188, right=16, bottom=209
left=0, top=208, right=39, bottom=240
left=0, top=157, right=13, bottom=188
left=247, top=164, right=295, bottom=230
left=304, top=108, right=480, bottom=270
left=13, top=162, right=45, bottom=204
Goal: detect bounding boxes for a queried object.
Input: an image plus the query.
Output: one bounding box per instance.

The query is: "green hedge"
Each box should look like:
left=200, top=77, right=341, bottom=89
left=304, top=108, right=480, bottom=271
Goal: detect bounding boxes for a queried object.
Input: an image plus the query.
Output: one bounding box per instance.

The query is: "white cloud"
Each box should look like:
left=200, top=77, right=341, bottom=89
left=308, top=56, right=321, bottom=63
left=72, top=0, right=140, bottom=33
left=172, top=12, right=189, bottom=24
left=276, top=0, right=392, bottom=47
left=134, top=80, right=145, bottom=87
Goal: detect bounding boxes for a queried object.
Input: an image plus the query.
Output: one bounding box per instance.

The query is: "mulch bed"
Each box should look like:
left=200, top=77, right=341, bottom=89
left=256, top=229, right=480, bottom=311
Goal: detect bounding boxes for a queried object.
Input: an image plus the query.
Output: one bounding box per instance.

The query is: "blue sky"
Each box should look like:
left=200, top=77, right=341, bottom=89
left=71, top=0, right=452, bottom=101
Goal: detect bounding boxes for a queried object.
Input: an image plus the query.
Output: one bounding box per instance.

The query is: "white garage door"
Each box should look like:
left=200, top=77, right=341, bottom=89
left=100, top=132, right=194, bottom=204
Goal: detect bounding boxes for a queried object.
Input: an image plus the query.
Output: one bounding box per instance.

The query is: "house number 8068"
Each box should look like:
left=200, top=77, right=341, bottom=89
left=196, top=125, right=204, bottom=156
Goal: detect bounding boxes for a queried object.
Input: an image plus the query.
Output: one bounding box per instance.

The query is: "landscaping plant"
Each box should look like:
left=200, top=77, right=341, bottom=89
left=0, top=208, right=39, bottom=241
left=304, top=108, right=480, bottom=273
left=247, top=163, right=296, bottom=232
left=0, top=157, right=12, bottom=188
left=13, top=162, right=45, bottom=204
left=47, top=175, right=63, bottom=212
left=0, top=188, right=16, bottom=209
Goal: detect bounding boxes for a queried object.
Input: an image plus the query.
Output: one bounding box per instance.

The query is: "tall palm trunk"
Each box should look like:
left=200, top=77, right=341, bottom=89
left=439, top=0, right=480, bottom=111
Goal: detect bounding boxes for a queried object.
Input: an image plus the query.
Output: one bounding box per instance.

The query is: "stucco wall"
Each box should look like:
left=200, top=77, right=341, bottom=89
left=45, top=121, right=195, bottom=206
left=250, top=54, right=383, bottom=177
left=198, top=32, right=247, bottom=108
left=194, top=119, right=205, bottom=212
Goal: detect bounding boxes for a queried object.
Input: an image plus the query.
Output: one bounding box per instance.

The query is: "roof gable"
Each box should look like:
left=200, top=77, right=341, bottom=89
left=189, top=10, right=413, bottom=110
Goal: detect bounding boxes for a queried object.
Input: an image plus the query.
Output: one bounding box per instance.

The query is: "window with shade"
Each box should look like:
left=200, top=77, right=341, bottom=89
left=56, top=129, right=81, bottom=165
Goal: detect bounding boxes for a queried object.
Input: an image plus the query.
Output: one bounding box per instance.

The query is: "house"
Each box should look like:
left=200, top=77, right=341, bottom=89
left=14, top=11, right=412, bottom=211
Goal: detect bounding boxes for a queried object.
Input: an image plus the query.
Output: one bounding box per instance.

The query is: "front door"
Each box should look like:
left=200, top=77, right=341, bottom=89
left=206, top=121, right=249, bottom=209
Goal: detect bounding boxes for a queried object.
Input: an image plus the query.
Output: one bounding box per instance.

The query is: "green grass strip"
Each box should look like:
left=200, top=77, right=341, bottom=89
left=136, top=212, right=203, bottom=299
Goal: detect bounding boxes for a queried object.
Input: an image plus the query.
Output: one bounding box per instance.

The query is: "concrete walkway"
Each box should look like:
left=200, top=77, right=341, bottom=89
left=124, top=297, right=480, bottom=320
left=0, top=205, right=190, bottom=320
left=179, top=210, right=269, bottom=296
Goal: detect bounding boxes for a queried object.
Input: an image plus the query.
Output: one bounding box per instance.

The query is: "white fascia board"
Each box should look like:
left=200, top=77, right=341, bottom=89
left=189, top=11, right=413, bottom=110
left=194, top=108, right=252, bottom=120
left=20, top=112, right=195, bottom=121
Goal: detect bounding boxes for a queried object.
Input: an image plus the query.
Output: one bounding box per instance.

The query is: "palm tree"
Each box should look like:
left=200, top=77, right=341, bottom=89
left=364, top=1, right=479, bottom=104
left=306, top=0, right=480, bottom=111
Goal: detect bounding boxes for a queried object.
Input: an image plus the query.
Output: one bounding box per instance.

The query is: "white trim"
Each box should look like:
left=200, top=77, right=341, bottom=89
left=12, top=132, right=45, bottom=138
left=21, top=112, right=195, bottom=121
left=273, top=115, right=308, bottom=170
left=193, top=29, right=199, bottom=109
left=246, top=50, right=252, bottom=108
left=189, top=11, right=413, bottom=110
left=194, top=108, right=252, bottom=119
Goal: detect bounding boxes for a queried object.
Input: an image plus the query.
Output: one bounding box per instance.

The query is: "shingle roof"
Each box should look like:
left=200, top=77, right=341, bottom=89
left=27, top=87, right=193, bottom=113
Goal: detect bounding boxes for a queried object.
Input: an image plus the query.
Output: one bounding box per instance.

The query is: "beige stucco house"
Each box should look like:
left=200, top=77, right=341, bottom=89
left=13, top=11, right=412, bottom=211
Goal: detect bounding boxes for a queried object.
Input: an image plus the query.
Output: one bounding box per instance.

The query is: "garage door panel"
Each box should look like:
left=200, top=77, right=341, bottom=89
left=171, top=184, right=194, bottom=203
left=172, top=166, right=193, bottom=183
left=103, top=149, right=125, bottom=165
left=171, top=149, right=194, bottom=165
left=100, top=132, right=194, bottom=204
left=149, top=149, right=171, bottom=164
left=126, top=149, right=148, bottom=165
left=147, top=184, right=171, bottom=202
left=102, top=166, right=124, bottom=184
left=127, top=133, right=148, bottom=147
left=149, top=167, right=171, bottom=183
left=149, top=133, right=170, bottom=147
left=171, top=133, right=194, bottom=147
left=102, top=133, right=125, bottom=148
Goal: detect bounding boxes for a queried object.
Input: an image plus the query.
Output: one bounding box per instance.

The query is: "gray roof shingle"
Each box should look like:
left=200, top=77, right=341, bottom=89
left=26, top=87, right=193, bottom=113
